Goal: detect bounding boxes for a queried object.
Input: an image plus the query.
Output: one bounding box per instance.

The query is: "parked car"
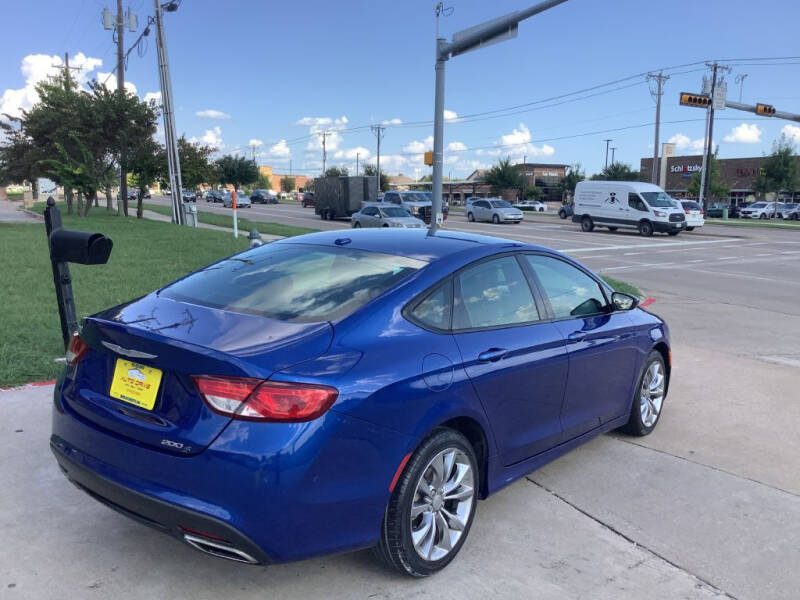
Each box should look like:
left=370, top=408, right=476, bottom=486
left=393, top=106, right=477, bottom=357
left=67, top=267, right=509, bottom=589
left=680, top=200, right=705, bottom=231
left=52, top=228, right=670, bottom=575
left=206, top=190, right=224, bottom=203
left=517, top=200, right=546, bottom=212
left=783, top=204, right=800, bottom=220
left=573, top=181, right=685, bottom=236
left=739, top=202, right=779, bottom=219
left=181, top=190, right=197, bottom=203
left=351, top=205, right=425, bottom=229
left=251, top=189, right=278, bottom=204
left=706, top=202, right=728, bottom=218
left=558, top=204, right=574, bottom=219
left=466, top=198, right=524, bottom=224
left=301, top=192, right=315, bottom=208
left=223, top=191, right=251, bottom=208
left=776, top=202, right=796, bottom=219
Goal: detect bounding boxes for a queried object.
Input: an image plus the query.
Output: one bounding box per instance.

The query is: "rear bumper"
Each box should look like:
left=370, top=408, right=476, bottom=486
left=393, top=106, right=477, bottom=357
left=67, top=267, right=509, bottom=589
left=653, top=221, right=685, bottom=232
left=51, top=438, right=271, bottom=564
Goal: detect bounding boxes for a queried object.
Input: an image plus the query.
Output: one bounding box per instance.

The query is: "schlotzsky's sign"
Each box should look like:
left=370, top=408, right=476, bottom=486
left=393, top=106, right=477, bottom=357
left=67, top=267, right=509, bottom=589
left=670, top=164, right=702, bottom=174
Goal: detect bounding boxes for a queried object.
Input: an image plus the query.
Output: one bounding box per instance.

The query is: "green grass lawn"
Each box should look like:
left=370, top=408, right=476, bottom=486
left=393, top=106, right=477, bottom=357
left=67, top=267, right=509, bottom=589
left=144, top=203, right=317, bottom=238
left=705, top=217, right=800, bottom=230
left=600, top=276, right=642, bottom=297
left=0, top=202, right=248, bottom=388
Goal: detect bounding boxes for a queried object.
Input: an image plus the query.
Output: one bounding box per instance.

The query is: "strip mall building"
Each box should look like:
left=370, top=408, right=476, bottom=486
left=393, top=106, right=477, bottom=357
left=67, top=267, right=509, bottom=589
left=640, top=155, right=800, bottom=204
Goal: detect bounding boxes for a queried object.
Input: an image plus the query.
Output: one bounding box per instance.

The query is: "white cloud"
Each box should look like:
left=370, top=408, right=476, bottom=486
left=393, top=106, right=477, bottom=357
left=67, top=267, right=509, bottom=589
left=403, top=136, right=434, bottom=154
left=97, top=72, right=137, bottom=95
left=0, top=52, right=104, bottom=118
left=268, top=139, right=291, bottom=158
left=196, top=109, right=231, bottom=120
left=781, top=124, right=800, bottom=143
left=189, top=126, right=223, bottom=148
left=143, top=91, right=161, bottom=104
left=299, top=115, right=349, bottom=152
left=494, top=123, right=554, bottom=161
left=723, top=123, right=762, bottom=144
left=248, top=138, right=264, bottom=148
left=381, top=117, right=403, bottom=126
left=667, top=133, right=707, bottom=153
left=501, top=123, right=532, bottom=146
left=333, top=146, right=371, bottom=160
left=444, top=109, right=458, bottom=121
left=447, top=141, right=467, bottom=152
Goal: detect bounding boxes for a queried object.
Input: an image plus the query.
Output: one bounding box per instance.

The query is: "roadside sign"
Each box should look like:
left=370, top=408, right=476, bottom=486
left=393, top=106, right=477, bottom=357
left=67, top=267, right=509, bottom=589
left=713, top=81, right=727, bottom=110
left=451, top=13, right=519, bottom=57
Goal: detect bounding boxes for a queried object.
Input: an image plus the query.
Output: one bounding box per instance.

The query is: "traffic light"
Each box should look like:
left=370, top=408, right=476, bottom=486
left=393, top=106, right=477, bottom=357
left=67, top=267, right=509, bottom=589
left=679, top=92, right=711, bottom=108
left=756, top=103, right=776, bottom=117
left=424, top=150, right=434, bottom=166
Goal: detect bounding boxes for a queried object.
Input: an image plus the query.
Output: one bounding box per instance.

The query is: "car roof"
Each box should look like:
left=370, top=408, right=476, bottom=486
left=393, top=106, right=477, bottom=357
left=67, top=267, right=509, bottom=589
left=577, top=181, right=666, bottom=193
left=272, top=229, right=535, bottom=262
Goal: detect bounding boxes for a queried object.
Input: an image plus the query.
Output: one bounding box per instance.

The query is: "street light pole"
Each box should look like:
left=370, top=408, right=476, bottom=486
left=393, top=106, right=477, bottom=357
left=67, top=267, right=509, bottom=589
left=603, top=139, right=612, bottom=169
left=429, top=0, right=568, bottom=235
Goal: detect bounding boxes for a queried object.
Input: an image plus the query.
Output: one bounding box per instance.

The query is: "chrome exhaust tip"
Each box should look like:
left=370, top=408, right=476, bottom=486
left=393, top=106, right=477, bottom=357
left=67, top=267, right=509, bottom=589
left=183, top=534, right=260, bottom=564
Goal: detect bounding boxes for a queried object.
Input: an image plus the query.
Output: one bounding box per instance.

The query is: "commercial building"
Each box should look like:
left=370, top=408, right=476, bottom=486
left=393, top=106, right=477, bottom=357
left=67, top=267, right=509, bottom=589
left=258, top=166, right=311, bottom=192
left=640, top=154, right=800, bottom=204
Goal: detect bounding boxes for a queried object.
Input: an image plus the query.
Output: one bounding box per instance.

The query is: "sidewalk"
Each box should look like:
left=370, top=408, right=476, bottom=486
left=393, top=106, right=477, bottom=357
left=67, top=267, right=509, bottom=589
left=141, top=208, right=284, bottom=242
left=0, top=199, right=42, bottom=223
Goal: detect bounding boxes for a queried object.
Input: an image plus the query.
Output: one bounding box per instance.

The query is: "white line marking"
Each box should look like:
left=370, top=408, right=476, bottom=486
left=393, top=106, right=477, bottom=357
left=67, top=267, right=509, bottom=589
left=562, top=239, right=734, bottom=253
left=687, top=259, right=704, bottom=263
left=718, top=256, right=737, bottom=260
left=756, top=253, right=774, bottom=257
left=624, top=252, right=643, bottom=256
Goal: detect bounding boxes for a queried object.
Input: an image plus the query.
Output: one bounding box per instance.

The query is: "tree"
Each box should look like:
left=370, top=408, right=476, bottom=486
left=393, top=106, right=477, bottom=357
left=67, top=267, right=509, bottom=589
left=176, top=136, right=216, bottom=190
left=484, top=158, right=524, bottom=195
left=128, top=137, right=165, bottom=218
left=753, top=136, right=799, bottom=216
left=255, top=171, right=272, bottom=190
left=557, top=164, right=585, bottom=200
left=324, top=165, right=349, bottom=177
left=362, top=163, right=389, bottom=192
left=0, top=119, right=45, bottom=202
left=523, top=186, right=543, bottom=200
left=216, top=155, right=259, bottom=190
left=687, top=151, right=730, bottom=206
left=591, top=162, right=640, bottom=181
left=280, top=176, right=296, bottom=192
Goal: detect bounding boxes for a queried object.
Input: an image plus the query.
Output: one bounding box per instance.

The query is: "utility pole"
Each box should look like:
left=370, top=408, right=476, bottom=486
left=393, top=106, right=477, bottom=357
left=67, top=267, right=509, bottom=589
left=318, top=131, right=330, bottom=175
left=735, top=73, right=748, bottom=103
left=701, top=62, right=730, bottom=211
left=356, top=152, right=360, bottom=176
left=603, top=139, right=612, bottom=169
left=648, top=71, right=669, bottom=184
left=154, top=0, right=184, bottom=224
left=610, top=147, right=617, bottom=164
left=371, top=124, right=385, bottom=194
left=115, top=0, right=128, bottom=216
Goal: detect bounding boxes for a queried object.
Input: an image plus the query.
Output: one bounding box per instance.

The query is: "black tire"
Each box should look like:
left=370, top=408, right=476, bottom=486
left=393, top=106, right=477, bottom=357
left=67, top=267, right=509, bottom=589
left=619, top=350, right=667, bottom=436
left=607, top=226, right=618, bottom=232
left=467, top=212, right=475, bottom=222
left=791, top=213, right=798, bottom=221
left=580, top=215, right=594, bottom=232
left=382, top=223, right=389, bottom=228
left=685, top=226, right=695, bottom=231
left=319, top=210, right=327, bottom=220
left=492, top=214, right=500, bottom=224
left=373, top=428, right=478, bottom=577
left=353, top=221, right=361, bottom=228
left=558, top=209, right=566, bottom=219
left=538, top=207, right=544, bottom=212
left=759, top=213, right=768, bottom=220
left=638, top=220, right=654, bottom=237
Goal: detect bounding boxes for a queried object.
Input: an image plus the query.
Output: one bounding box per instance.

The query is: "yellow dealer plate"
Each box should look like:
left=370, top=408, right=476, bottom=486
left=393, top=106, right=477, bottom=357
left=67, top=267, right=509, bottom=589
left=109, top=359, right=163, bottom=411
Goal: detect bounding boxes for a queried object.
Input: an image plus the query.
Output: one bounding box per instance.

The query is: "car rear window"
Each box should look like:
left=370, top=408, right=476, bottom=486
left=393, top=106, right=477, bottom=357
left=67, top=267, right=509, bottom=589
left=682, top=201, right=701, bottom=210
left=161, top=245, right=426, bottom=323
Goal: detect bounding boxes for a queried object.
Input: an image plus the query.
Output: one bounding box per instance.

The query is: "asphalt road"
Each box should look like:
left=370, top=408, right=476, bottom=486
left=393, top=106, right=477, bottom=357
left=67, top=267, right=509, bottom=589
left=2, top=198, right=798, bottom=599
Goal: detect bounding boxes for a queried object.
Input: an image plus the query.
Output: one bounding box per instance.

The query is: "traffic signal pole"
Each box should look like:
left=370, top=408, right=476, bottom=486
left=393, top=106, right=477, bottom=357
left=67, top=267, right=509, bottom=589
left=428, top=0, right=569, bottom=235
left=701, top=63, right=720, bottom=211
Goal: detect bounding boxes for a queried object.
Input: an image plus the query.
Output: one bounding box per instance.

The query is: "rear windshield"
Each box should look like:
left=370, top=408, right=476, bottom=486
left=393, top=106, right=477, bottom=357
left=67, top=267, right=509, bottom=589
left=750, top=203, right=766, bottom=208
left=161, top=245, right=425, bottom=323
left=640, top=192, right=676, bottom=208
left=381, top=206, right=410, bottom=218
left=681, top=201, right=701, bottom=210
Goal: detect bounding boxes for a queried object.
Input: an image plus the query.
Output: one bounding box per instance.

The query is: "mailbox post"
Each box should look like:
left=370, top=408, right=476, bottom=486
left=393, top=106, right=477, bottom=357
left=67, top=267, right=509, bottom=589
left=43, top=197, right=114, bottom=349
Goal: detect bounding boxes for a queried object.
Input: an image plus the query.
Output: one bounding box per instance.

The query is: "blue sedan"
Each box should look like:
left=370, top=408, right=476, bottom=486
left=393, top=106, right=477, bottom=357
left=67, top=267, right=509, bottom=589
left=51, top=229, right=670, bottom=576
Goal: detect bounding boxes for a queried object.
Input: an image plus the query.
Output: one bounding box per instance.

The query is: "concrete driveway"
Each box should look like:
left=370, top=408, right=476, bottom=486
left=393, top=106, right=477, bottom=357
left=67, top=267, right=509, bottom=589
left=2, top=335, right=797, bottom=599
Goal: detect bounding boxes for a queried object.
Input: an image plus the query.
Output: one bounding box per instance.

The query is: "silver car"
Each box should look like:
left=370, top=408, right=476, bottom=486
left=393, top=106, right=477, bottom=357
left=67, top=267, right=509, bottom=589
left=223, top=191, right=251, bottom=208
left=351, top=205, right=425, bottom=229
left=467, top=198, right=524, bottom=223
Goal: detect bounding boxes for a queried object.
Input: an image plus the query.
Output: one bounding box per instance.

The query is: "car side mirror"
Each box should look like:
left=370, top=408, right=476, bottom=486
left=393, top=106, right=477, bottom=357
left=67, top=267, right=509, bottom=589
left=611, top=292, right=638, bottom=311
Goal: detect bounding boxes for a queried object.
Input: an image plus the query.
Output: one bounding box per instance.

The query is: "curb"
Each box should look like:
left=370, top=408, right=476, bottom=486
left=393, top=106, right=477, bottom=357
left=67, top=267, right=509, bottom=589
left=0, top=379, right=56, bottom=393
left=19, top=208, right=44, bottom=221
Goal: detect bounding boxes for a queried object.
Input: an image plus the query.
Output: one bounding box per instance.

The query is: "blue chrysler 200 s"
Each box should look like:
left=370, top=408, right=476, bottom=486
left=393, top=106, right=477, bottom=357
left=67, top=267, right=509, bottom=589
left=51, top=229, right=670, bottom=576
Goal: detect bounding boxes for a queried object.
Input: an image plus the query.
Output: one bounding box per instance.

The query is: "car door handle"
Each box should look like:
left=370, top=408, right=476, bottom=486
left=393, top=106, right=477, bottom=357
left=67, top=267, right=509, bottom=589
left=567, top=331, right=586, bottom=342
left=478, top=348, right=508, bottom=362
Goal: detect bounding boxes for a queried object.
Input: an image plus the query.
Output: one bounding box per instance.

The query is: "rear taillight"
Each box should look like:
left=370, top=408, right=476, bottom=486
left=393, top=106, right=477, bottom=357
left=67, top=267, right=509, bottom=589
left=193, top=375, right=338, bottom=422
left=684, top=209, right=690, bottom=214
left=65, top=333, right=89, bottom=366
left=700, top=210, right=704, bottom=215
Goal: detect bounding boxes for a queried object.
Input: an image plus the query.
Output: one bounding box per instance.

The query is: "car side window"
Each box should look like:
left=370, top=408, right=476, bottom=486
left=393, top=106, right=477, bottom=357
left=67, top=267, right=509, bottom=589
left=410, top=281, right=452, bottom=331
left=629, top=193, right=646, bottom=211
left=453, top=256, right=539, bottom=330
left=523, top=255, right=608, bottom=319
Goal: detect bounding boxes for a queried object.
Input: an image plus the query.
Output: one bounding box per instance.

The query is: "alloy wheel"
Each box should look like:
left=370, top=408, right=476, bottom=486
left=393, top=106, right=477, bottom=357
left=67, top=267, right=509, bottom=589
left=639, top=361, right=665, bottom=428
left=410, top=448, right=475, bottom=562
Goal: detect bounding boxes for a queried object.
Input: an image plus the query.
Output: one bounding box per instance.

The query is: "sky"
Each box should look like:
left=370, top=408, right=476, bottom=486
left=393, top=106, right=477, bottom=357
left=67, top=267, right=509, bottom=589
left=2, top=0, right=800, bottom=180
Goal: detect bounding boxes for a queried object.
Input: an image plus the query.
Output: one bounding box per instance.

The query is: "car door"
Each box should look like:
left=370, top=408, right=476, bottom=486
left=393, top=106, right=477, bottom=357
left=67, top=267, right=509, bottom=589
left=475, top=200, right=489, bottom=221
left=450, top=254, right=569, bottom=465
left=360, top=206, right=376, bottom=226
left=522, top=254, right=640, bottom=440
left=627, top=193, right=649, bottom=227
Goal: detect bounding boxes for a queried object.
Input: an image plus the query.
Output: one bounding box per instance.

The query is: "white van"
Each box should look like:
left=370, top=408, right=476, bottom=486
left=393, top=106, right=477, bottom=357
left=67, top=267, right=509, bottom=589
left=572, top=181, right=687, bottom=236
